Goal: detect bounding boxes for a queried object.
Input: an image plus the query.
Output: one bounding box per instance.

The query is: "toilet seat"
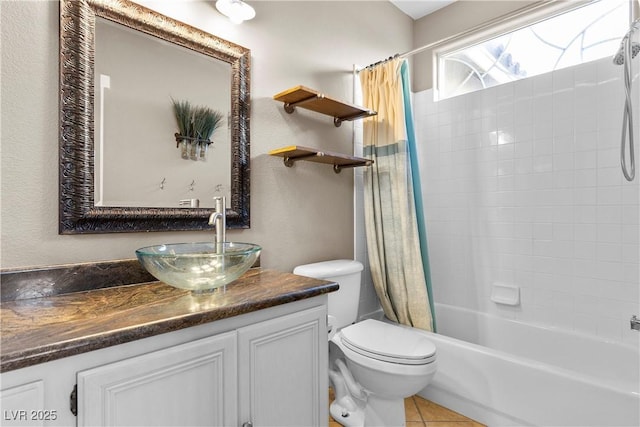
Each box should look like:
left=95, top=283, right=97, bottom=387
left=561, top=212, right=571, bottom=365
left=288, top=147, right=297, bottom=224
left=339, top=319, right=436, bottom=365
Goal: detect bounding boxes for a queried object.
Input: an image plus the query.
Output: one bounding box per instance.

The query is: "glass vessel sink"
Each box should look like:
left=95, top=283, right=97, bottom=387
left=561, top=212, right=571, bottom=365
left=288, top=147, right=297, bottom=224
left=136, top=242, right=261, bottom=292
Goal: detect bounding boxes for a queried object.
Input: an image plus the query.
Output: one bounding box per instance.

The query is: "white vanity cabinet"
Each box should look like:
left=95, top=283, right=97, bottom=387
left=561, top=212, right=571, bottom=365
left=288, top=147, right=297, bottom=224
left=77, top=331, right=238, bottom=426
left=0, top=297, right=328, bottom=427
left=238, top=306, right=324, bottom=426
left=0, top=381, right=46, bottom=426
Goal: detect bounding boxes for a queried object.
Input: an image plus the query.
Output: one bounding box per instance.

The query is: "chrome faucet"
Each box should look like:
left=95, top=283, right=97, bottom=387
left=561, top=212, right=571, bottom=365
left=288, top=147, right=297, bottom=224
left=208, top=196, right=226, bottom=247
left=631, top=315, right=640, bottom=331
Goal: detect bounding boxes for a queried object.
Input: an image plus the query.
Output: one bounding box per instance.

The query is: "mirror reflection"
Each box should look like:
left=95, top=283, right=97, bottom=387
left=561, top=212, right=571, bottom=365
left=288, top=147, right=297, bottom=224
left=94, top=18, right=231, bottom=209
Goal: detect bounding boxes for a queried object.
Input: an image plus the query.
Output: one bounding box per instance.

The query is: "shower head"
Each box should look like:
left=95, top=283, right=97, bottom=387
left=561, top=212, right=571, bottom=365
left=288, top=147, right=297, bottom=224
left=613, top=41, right=640, bottom=65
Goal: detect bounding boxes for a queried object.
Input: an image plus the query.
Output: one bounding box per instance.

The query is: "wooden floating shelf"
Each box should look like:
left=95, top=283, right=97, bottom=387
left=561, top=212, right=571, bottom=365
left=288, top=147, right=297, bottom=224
left=269, top=145, right=373, bottom=174
left=273, top=85, right=377, bottom=127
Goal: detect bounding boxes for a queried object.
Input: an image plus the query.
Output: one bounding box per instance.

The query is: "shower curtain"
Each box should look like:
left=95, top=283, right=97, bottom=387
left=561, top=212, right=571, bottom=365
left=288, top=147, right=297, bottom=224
left=360, top=58, right=434, bottom=331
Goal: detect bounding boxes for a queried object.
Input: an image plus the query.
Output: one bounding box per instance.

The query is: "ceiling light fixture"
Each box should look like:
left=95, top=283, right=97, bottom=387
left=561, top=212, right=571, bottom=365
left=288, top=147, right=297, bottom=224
left=215, top=0, right=255, bottom=24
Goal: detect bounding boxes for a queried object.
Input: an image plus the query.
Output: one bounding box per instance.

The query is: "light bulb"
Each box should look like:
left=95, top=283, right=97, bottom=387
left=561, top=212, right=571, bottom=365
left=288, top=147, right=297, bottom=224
left=215, top=0, right=255, bottom=24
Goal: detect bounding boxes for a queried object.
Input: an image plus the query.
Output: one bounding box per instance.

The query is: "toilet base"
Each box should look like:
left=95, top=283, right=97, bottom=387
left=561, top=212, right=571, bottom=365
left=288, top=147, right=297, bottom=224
left=330, top=393, right=406, bottom=427
left=362, top=394, right=406, bottom=427
left=330, top=397, right=365, bottom=427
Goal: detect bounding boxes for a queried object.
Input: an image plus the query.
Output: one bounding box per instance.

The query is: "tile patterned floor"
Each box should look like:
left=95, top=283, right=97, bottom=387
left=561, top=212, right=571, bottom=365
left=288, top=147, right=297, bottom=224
left=329, top=389, right=486, bottom=427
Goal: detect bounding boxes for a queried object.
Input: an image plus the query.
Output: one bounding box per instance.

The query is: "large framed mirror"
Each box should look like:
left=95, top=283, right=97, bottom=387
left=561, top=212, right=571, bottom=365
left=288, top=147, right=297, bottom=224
left=59, top=0, right=250, bottom=234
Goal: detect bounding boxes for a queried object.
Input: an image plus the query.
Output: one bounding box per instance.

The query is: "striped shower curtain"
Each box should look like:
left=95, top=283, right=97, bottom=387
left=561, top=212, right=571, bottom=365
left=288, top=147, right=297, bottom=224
left=360, top=58, right=434, bottom=332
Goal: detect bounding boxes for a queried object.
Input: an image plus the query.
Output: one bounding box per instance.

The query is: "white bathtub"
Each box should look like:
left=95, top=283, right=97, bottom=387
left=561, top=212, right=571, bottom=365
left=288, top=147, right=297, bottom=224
left=417, top=304, right=640, bottom=426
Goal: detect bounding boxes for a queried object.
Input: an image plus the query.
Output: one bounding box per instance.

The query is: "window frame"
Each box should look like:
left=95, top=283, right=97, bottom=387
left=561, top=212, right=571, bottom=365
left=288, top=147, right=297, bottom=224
left=432, top=0, right=625, bottom=101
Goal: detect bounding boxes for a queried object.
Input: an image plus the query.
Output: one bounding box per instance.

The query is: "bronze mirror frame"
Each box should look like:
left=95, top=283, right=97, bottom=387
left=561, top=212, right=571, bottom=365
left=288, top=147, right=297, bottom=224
left=59, top=0, right=250, bottom=234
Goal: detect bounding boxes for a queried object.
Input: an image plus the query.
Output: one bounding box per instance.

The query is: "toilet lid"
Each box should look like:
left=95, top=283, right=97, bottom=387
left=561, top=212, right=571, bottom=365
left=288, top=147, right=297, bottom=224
left=340, top=319, right=436, bottom=365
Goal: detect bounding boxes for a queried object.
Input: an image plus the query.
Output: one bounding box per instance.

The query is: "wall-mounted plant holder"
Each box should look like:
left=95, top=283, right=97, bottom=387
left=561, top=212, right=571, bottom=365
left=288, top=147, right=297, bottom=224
left=175, top=134, right=213, bottom=161
left=172, top=99, right=223, bottom=162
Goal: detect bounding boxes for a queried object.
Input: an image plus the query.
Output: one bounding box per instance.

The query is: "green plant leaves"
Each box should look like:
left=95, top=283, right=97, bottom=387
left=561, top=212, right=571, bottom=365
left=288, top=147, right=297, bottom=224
left=171, top=98, right=224, bottom=142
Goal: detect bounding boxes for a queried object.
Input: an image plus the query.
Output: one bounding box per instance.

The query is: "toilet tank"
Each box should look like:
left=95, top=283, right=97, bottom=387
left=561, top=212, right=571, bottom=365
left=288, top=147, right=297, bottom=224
left=293, top=260, right=363, bottom=330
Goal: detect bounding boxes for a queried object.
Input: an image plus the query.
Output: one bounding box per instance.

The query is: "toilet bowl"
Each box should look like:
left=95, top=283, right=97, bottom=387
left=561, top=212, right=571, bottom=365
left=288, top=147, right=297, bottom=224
left=293, top=260, right=438, bottom=427
left=330, top=319, right=437, bottom=426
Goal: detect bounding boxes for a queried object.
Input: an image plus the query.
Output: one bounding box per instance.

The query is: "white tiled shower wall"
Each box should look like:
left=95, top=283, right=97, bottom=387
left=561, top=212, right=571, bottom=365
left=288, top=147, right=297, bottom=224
left=413, top=56, right=640, bottom=345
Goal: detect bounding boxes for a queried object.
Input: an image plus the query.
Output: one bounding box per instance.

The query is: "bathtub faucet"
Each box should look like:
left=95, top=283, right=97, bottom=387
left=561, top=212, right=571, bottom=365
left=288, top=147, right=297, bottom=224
left=631, top=315, right=640, bottom=331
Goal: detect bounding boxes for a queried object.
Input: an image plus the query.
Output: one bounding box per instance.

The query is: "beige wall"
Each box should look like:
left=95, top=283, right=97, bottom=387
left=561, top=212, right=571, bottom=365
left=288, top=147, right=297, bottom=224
left=0, top=0, right=412, bottom=272
left=411, top=0, right=538, bottom=92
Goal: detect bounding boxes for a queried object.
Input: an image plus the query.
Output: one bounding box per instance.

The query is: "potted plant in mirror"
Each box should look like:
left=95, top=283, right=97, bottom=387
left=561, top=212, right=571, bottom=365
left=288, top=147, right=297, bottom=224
left=172, top=99, right=193, bottom=159
left=172, top=99, right=224, bottom=161
left=193, top=106, right=224, bottom=161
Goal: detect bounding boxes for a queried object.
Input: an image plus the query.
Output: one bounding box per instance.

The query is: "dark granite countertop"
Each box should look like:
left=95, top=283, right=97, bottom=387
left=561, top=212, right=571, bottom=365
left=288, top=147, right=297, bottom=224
left=0, top=268, right=337, bottom=373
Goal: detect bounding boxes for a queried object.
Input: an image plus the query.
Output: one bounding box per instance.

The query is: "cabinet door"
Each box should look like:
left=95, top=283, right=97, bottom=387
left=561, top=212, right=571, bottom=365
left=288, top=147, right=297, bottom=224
left=238, top=306, right=328, bottom=427
left=77, top=331, right=237, bottom=427
left=0, top=381, right=45, bottom=427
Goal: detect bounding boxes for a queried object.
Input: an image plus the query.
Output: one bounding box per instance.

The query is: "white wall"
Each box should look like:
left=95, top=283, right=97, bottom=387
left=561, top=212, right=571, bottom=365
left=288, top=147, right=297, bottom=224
left=414, top=56, right=640, bottom=345
left=0, top=1, right=412, bottom=274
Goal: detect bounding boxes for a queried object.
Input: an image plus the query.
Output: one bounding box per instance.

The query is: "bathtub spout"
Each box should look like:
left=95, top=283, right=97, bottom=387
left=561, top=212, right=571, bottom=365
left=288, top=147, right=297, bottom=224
left=631, top=315, right=640, bottom=331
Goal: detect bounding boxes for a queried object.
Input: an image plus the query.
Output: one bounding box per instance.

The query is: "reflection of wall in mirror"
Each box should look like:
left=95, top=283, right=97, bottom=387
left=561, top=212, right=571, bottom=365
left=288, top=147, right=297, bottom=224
left=94, top=18, right=232, bottom=209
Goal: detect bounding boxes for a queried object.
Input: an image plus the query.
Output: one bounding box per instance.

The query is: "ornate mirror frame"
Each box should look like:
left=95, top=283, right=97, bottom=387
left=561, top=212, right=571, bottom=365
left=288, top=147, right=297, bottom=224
left=59, top=0, right=250, bottom=234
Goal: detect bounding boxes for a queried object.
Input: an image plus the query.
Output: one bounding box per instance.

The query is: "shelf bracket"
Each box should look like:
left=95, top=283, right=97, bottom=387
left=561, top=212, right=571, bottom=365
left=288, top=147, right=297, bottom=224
left=283, top=93, right=325, bottom=114
left=283, top=152, right=324, bottom=167
left=333, top=160, right=374, bottom=173
left=333, top=110, right=377, bottom=127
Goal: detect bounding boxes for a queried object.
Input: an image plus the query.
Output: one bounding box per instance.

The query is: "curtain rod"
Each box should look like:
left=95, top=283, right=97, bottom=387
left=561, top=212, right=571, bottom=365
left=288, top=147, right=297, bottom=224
left=357, top=0, right=576, bottom=73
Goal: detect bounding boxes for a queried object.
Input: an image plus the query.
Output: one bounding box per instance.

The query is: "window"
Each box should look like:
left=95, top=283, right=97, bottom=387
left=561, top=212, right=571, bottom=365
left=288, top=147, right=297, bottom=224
left=435, top=0, right=630, bottom=100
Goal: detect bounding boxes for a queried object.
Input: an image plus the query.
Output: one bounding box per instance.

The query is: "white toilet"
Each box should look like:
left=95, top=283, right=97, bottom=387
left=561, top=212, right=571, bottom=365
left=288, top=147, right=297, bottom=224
left=293, top=260, right=437, bottom=427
